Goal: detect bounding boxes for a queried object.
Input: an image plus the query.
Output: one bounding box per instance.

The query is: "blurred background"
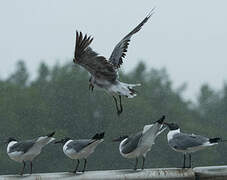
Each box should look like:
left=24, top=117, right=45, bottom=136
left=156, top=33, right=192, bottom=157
left=0, top=0, right=227, bottom=175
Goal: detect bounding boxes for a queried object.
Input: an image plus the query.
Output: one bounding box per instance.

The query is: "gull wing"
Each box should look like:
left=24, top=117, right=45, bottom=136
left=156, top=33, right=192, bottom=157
left=66, top=139, right=96, bottom=153
left=9, top=140, right=35, bottom=154
left=109, top=9, right=154, bottom=69
left=139, top=122, right=166, bottom=147
left=121, top=132, right=142, bottom=154
left=169, top=133, right=209, bottom=150
left=73, top=31, right=117, bottom=82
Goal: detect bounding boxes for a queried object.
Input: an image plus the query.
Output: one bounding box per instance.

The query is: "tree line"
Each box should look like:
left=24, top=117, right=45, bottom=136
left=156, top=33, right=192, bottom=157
left=0, top=60, right=226, bottom=175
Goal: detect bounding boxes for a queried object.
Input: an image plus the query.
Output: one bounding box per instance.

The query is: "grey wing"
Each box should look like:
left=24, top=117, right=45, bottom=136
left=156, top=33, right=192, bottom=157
left=73, top=31, right=117, bottom=82
left=169, top=133, right=209, bottom=150
left=9, top=140, right=35, bottom=153
left=109, top=9, right=154, bottom=69
left=67, top=139, right=95, bottom=152
left=121, top=132, right=142, bottom=154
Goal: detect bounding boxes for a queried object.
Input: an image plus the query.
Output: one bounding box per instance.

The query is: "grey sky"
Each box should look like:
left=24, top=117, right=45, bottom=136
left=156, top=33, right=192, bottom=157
left=0, top=0, right=227, bottom=100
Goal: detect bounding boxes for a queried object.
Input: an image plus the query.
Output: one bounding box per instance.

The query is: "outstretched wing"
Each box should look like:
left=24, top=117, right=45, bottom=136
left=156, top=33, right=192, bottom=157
left=73, top=31, right=117, bottom=82
left=109, top=9, right=154, bottom=69
left=140, top=123, right=166, bottom=148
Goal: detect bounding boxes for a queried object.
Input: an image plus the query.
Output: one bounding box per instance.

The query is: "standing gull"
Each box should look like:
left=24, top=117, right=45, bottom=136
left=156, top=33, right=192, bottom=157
left=55, top=132, right=104, bottom=174
left=113, top=115, right=166, bottom=170
left=165, top=122, right=224, bottom=168
left=73, top=9, right=154, bottom=115
left=6, top=131, right=55, bottom=175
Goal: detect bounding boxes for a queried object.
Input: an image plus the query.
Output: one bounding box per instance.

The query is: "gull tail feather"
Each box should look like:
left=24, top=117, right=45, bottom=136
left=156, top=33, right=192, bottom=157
left=209, top=137, right=222, bottom=144
left=92, top=132, right=105, bottom=140
left=46, top=131, right=55, bottom=137
left=116, top=82, right=141, bottom=98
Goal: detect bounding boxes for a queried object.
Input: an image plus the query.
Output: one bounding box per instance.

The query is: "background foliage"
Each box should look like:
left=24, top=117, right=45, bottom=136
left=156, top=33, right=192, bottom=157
left=0, top=60, right=227, bottom=174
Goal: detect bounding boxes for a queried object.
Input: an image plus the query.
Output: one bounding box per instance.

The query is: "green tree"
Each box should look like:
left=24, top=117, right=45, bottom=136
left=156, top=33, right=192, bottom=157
left=0, top=60, right=227, bottom=174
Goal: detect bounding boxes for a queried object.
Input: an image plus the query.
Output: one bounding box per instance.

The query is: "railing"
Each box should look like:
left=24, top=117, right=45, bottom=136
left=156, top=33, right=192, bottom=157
left=1, top=166, right=227, bottom=180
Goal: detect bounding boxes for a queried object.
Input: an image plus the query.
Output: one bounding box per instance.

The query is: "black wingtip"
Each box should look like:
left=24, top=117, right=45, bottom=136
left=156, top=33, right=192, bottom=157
left=147, top=7, right=156, bottom=19
left=74, top=31, right=93, bottom=61
left=209, top=137, right=222, bottom=143
left=92, top=132, right=105, bottom=140
left=99, top=132, right=105, bottom=139
left=156, top=115, right=166, bottom=124
left=46, top=131, right=55, bottom=137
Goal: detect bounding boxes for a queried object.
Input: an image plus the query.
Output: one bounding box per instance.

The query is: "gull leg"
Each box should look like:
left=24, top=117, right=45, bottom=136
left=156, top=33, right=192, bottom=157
left=113, top=96, right=120, bottom=115
left=182, top=154, right=186, bottom=168
left=118, top=95, right=123, bottom=115
left=73, top=160, right=80, bottom=174
left=189, top=154, right=192, bottom=168
left=29, top=161, right=33, bottom=175
left=142, top=156, right=146, bottom=170
left=89, top=84, right=94, bottom=92
left=88, top=77, right=94, bottom=92
left=20, top=161, right=26, bottom=176
left=134, top=157, right=138, bottom=171
left=81, top=159, right=87, bottom=173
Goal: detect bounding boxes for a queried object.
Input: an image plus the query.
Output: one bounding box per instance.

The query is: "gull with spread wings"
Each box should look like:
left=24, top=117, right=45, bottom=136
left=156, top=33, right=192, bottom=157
left=73, top=10, right=154, bottom=115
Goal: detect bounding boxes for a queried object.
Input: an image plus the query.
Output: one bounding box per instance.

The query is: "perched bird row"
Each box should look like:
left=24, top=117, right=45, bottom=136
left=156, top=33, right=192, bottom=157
left=6, top=115, right=224, bottom=175
left=4, top=8, right=225, bottom=177
left=69, top=8, right=226, bottom=174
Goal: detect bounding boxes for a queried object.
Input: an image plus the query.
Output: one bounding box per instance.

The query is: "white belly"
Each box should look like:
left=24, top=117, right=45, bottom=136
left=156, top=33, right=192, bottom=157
left=120, top=146, right=150, bottom=159
left=8, top=146, right=41, bottom=163
left=64, top=140, right=102, bottom=160
left=171, top=144, right=212, bottom=154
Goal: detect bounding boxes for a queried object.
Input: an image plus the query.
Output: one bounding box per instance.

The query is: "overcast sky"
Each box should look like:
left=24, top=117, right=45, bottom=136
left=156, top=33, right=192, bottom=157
left=0, top=0, right=227, bottom=100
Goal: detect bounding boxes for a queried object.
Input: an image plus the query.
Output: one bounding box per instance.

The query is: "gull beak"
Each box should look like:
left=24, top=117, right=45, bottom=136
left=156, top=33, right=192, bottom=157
left=3, top=140, right=9, bottom=145
left=54, top=140, right=63, bottom=144
left=112, top=137, right=122, bottom=142
left=112, top=136, right=128, bottom=142
left=156, top=115, right=166, bottom=124
left=163, top=122, right=171, bottom=127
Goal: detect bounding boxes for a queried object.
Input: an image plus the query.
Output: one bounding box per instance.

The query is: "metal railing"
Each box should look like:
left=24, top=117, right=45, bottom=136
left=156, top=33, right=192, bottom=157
left=1, top=166, right=227, bottom=180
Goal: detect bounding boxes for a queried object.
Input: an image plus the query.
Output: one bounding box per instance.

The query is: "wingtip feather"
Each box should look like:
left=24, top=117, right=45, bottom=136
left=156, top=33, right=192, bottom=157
left=74, top=31, right=93, bottom=60
left=46, top=131, right=55, bottom=137
left=147, top=7, right=156, bottom=19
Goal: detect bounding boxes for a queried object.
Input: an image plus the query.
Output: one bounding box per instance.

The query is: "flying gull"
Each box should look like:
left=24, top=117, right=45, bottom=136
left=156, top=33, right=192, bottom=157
left=113, top=115, right=166, bottom=170
left=55, top=132, right=104, bottom=174
left=165, top=122, right=225, bottom=168
left=6, top=131, right=55, bottom=175
left=73, top=9, right=154, bottom=115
